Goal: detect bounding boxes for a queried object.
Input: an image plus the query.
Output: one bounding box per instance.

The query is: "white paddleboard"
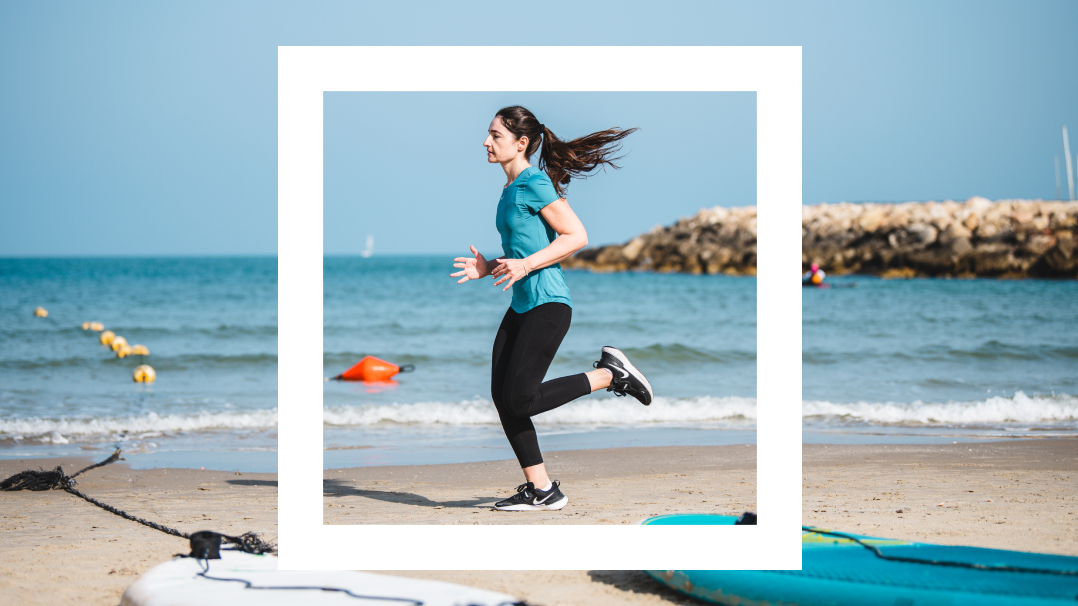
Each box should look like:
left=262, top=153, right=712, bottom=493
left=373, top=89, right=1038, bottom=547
left=121, top=550, right=520, bottom=606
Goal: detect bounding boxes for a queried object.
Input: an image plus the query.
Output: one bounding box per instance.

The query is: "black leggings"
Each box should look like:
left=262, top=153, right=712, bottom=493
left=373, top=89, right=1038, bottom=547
left=491, top=302, right=592, bottom=468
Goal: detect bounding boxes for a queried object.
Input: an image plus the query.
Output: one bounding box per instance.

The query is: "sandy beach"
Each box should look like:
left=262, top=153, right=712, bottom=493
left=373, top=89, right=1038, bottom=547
left=0, top=455, right=279, bottom=606
left=323, top=445, right=758, bottom=525
left=2, top=439, right=1075, bottom=606
left=801, top=439, right=1078, bottom=556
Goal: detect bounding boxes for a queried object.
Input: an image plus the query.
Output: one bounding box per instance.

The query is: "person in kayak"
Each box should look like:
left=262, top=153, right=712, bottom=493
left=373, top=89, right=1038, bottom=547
left=803, top=262, right=826, bottom=286
left=451, top=105, right=653, bottom=512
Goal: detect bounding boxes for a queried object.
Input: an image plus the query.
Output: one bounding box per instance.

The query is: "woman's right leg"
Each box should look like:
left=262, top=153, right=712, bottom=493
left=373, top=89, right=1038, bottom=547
left=491, top=304, right=590, bottom=469
left=491, top=308, right=546, bottom=468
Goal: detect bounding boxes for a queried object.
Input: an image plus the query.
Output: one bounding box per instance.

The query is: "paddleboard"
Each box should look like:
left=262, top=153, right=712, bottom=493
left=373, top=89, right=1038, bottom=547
left=645, top=524, right=1078, bottom=606
left=121, top=550, right=521, bottom=606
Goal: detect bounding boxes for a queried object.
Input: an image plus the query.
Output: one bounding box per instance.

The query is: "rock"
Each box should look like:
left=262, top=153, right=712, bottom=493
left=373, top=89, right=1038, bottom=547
left=564, top=206, right=757, bottom=275
left=564, top=199, right=1078, bottom=279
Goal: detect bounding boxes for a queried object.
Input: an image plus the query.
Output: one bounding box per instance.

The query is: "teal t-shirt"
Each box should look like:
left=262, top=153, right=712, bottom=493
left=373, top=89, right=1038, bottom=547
left=495, top=167, right=573, bottom=313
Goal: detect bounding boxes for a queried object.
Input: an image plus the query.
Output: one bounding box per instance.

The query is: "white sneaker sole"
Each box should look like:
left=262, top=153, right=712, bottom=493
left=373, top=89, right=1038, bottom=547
left=494, top=496, right=569, bottom=511
left=603, top=346, right=654, bottom=405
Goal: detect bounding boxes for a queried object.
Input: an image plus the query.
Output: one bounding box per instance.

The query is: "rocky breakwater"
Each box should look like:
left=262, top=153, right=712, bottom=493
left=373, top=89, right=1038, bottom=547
left=802, top=198, right=1078, bottom=278
left=562, top=206, right=758, bottom=275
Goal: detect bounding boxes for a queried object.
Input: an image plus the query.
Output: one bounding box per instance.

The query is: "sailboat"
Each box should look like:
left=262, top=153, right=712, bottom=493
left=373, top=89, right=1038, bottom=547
left=360, top=234, right=374, bottom=258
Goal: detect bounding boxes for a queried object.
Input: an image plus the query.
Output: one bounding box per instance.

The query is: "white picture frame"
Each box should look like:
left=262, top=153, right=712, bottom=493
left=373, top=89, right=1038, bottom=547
left=279, top=45, right=801, bottom=570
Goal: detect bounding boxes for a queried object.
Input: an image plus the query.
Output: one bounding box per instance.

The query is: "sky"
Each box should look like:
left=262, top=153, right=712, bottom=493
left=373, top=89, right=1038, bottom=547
left=1, top=1, right=1076, bottom=256
left=324, top=92, right=755, bottom=255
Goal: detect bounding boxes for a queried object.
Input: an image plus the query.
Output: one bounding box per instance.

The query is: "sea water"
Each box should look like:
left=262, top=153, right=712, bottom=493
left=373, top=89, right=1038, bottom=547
left=8, top=257, right=1069, bottom=472
left=0, top=257, right=278, bottom=470
left=323, top=255, right=758, bottom=467
left=803, top=275, right=1078, bottom=443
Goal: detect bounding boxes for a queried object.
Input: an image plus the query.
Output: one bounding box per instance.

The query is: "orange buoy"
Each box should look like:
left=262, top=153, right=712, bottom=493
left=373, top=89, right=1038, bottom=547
left=333, top=356, right=415, bottom=381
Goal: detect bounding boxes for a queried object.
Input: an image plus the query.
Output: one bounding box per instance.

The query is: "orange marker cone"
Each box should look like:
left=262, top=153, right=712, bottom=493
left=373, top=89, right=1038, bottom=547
left=333, top=356, right=415, bottom=381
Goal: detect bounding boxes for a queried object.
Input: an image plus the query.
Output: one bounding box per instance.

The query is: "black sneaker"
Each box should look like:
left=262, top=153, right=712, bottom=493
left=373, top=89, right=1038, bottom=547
left=494, top=480, right=568, bottom=511
left=593, top=346, right=653, bottom=405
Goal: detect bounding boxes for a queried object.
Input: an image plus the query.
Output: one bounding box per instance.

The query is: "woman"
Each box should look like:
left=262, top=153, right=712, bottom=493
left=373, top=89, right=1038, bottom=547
left=451, top=106, right=653, bottom=512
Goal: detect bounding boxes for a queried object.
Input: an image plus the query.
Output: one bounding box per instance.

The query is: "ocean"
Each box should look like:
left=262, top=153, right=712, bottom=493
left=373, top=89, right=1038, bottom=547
left=0, top=257, right=278, bottom=470
left=803, top=275, right=1078, bottom=443
left=5, top=257, right=1072, bottom=473
left=323, top=255, right=758, bottom=467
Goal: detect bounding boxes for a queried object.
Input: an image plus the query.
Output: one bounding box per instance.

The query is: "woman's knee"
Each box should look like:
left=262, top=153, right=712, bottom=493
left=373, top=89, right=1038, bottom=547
left=503, top=387, right=537, bottom=418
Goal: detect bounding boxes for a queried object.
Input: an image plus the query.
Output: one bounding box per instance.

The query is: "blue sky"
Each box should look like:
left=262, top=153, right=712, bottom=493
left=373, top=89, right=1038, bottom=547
left=1, top=1, right=1076, bottom=256
left=324, top=92, right=755, bottom=256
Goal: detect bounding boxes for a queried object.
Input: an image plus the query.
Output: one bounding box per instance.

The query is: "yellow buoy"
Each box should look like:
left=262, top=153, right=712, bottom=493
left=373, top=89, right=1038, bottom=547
left=82, top=321, right=92, bottom=330
left=133, top=364, right=156, bottom=383
left=115, top=344, right=132, bottom=358
left=90, top=322, right=104, bottom=331
left=110, top=336, right=128, bottom=351
left=130, top=344, right=150, bottom=356
left=33, top=307, right=48, bottom=318
left=100, top=330, right=116, bottom=345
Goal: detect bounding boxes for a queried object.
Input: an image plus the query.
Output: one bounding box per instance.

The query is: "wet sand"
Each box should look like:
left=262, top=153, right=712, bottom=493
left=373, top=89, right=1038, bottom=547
left=323, top=445, right=759, bottom=525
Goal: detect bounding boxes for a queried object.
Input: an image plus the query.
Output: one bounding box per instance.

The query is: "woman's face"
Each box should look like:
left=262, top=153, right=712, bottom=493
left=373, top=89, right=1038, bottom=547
left=484, top=116, right=526, bottom=164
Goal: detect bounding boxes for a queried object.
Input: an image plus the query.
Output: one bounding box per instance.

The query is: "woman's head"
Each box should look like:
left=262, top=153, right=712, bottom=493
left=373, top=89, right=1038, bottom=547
left=483, top=114, right=532, bottom=166
left=486, top=105, right=638, bottom=198
left=491, top=106, right=544, bottom=159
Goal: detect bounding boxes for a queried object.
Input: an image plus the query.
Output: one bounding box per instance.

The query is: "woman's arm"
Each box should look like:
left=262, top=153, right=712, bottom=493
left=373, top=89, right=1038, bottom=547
left=491, top=198, right=587, bottom=290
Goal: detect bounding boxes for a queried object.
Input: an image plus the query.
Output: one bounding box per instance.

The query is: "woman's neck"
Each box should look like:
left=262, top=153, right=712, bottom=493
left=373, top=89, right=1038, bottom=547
left=502, top=158, right=533, bottom=186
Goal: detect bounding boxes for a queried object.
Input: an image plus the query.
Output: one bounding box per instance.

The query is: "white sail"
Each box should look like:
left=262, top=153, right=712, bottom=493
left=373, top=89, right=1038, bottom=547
left=360, top=234, right=374, bottom=258
left=1064, top=126, right=1074, bottom=201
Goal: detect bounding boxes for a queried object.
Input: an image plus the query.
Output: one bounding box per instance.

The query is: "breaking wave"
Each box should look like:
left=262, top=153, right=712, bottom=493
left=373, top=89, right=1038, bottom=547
left=323, top=396, right=757, bottom=427
left=803, top=391, right=1078, bottom=426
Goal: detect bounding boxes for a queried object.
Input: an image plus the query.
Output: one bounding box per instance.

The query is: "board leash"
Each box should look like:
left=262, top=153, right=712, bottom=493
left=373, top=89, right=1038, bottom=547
left=803, top=526, right=1077, bottom=577
left=0, top=449, right=274, bottom=554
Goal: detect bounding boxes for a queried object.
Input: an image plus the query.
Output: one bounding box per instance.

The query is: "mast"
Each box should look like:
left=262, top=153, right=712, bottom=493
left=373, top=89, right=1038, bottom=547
left=1064, top=126, right=1075, bottom=201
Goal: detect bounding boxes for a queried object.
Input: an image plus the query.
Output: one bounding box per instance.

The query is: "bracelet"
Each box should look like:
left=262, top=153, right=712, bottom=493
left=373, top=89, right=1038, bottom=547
left=523, top=260, right=529, bottom=275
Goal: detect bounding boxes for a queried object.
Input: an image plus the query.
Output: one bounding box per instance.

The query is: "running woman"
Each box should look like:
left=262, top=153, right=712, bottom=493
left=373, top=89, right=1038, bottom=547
left=451, top=106, right=653, bottom=512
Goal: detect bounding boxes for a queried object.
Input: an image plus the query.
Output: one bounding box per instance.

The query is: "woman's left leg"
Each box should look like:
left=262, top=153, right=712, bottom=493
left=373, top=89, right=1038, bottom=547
left=498, top=303, right=591, bottom=421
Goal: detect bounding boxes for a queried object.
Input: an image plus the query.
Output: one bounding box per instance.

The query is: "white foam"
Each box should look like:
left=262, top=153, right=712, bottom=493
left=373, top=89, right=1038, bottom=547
left=803, top=392, right=1078, bottom=425
left=322, top=396, right=757, bottom=427
left=0, top=409, right=279, bottom=440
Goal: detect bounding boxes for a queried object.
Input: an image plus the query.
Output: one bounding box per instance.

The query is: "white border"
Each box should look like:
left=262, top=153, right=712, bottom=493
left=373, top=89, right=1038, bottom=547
left=279, top=46, right=801, bottom=570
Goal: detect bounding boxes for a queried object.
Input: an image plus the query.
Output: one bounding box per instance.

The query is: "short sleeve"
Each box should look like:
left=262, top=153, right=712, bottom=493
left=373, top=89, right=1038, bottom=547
left=522, top=172, right=561, bottom=214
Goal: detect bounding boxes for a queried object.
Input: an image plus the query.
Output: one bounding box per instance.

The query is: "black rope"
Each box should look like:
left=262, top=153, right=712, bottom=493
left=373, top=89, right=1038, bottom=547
left=1, top=449, right=274, bottom=554
left=802, top=527, right=1078, bottom=577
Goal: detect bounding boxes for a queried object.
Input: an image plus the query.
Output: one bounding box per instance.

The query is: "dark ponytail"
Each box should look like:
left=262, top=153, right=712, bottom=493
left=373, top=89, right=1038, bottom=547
left=495, top=105, right=638, bottom=198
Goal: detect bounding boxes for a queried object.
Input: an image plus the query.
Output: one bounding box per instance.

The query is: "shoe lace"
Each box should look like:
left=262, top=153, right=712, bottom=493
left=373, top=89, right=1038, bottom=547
left=514, top=483, right=532, bottom=494
left=594, top=361, right=631, bottom=397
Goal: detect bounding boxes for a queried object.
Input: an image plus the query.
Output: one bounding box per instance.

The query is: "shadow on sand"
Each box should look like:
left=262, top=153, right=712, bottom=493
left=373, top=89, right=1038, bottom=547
left=322, top=479, right=498, bottom=509
left=587, top=571, right=697, bottom=604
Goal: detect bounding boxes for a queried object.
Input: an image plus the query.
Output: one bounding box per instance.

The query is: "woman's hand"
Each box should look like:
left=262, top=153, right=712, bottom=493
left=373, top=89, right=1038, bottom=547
left=451, top=245, right=490, bottom=284
left=491, top=258, right=528, bottom=291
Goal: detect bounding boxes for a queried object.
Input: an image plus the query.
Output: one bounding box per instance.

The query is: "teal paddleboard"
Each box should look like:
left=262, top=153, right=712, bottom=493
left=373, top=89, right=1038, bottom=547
left=644, top=521, right=1078, bottom=605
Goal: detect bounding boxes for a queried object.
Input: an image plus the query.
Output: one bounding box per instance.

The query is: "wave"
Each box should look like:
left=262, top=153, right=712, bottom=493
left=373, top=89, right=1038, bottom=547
left=322, top=344, right=755, bottom=369
left=0, top=352, right=277, bottom=372
left=0, top=409, right=279, bottom=443
left=323, top=396, right=757, bottom=427
left=616, top=343, right=756, bottom=364
left=803, top=342, right=1078, bottom=365
left=0, top=324, right=277, bottom=340
left=803, top=392, right=1078, bottom=426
